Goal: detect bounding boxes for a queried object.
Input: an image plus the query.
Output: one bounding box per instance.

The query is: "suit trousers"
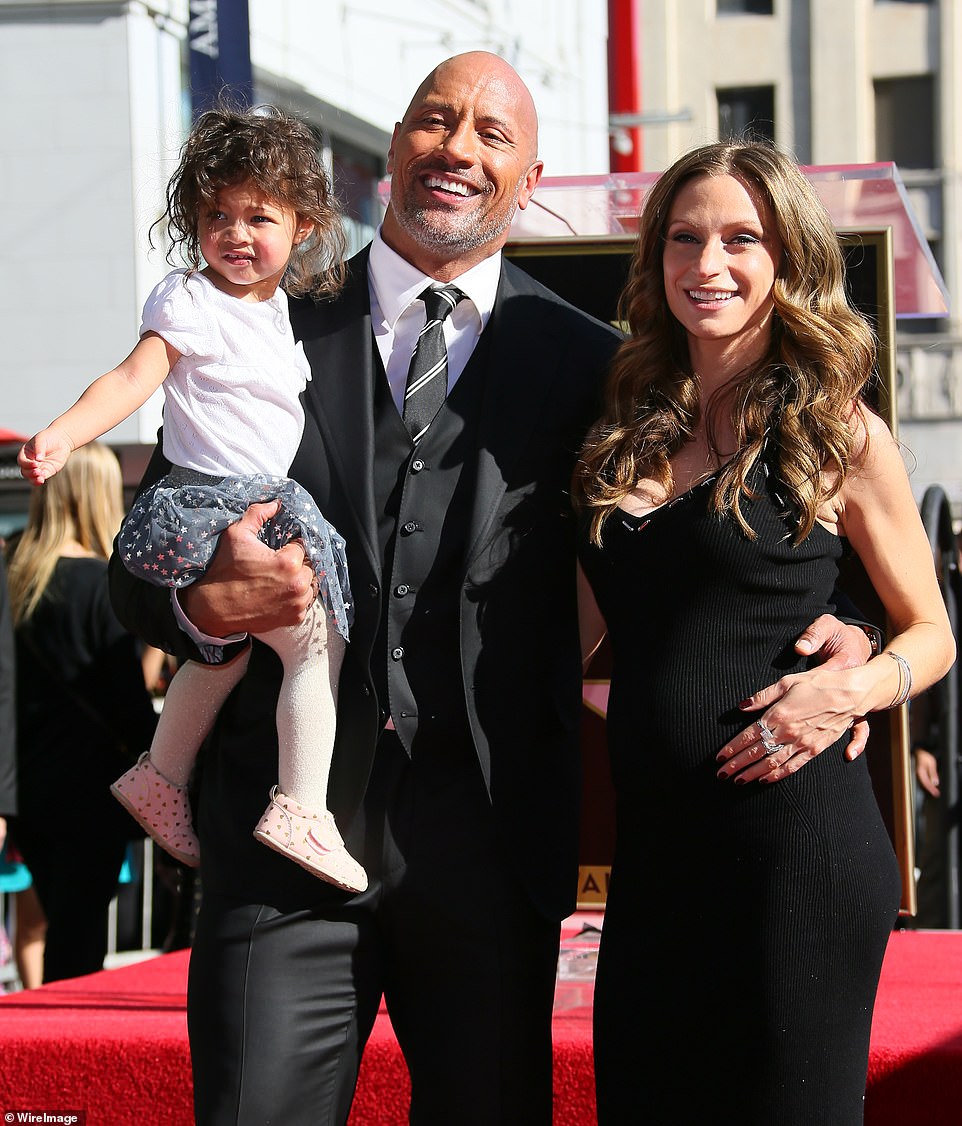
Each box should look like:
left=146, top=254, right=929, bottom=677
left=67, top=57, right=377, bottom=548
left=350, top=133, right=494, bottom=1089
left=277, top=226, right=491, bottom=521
left=188, top=731, right=561, bottom=1125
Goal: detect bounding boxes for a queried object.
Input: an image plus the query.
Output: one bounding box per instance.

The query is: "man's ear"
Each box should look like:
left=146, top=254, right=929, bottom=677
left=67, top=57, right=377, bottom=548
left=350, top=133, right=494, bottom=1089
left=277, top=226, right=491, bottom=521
left=386, top=123, right=401, bottom=175
left=516, top=161, right=545, bottom=211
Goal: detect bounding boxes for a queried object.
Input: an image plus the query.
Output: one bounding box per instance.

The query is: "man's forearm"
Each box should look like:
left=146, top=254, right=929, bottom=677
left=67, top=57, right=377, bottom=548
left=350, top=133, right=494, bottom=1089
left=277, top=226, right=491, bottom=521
left=108, top=545, right=206, bottom=661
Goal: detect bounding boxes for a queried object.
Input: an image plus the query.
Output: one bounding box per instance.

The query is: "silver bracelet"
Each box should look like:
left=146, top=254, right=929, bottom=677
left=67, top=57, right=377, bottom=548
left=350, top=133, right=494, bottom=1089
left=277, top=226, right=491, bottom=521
left=886, top=651, right=913, bottom=709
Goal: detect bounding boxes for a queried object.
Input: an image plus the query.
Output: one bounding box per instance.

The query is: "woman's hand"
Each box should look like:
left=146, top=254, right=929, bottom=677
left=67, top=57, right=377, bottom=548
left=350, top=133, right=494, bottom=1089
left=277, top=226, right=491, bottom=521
left=716, top=664, right=866, bottom=783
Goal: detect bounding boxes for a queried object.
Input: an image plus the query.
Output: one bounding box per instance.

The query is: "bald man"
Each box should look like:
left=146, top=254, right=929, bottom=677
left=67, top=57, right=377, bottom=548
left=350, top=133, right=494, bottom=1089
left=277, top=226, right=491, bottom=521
left=111, top=52, right=619, bottom=1124
left=109, top=53, right=868, bottom=1124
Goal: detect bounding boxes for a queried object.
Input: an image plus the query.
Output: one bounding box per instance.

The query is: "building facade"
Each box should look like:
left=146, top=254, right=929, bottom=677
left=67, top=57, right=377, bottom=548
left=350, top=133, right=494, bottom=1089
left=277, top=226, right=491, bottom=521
left=0, top=0, right=609, bottom=454
left=2, top=0, right=958, bottom=515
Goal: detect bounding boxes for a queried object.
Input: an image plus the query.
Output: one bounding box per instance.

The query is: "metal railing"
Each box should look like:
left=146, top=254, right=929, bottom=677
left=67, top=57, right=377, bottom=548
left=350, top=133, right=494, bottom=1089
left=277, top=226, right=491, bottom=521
left=0, top=839, right=162, bottom=991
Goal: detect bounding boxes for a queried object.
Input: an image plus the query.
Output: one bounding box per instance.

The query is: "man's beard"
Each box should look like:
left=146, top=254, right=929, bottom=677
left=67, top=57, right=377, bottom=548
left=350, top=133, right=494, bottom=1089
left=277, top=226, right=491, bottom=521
left=391, top=177, right=521, bottom=257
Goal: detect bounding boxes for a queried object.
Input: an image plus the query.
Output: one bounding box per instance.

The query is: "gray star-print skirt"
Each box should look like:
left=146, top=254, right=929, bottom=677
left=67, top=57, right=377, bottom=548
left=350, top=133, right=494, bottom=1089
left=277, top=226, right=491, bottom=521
left=119, top=465, right=352, bottom=642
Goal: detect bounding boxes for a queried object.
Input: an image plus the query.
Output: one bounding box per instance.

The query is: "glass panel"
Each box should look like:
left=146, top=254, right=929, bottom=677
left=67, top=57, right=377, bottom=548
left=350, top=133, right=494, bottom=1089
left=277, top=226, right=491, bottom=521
left=438, top=163, right=950, bottom=317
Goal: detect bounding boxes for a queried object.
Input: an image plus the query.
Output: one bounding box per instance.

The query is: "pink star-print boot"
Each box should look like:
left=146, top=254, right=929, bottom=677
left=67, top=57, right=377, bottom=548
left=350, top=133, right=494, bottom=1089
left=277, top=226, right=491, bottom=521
left=110, top=753, right=200, bottom=867
left=253, top=787, right=367, bottom=893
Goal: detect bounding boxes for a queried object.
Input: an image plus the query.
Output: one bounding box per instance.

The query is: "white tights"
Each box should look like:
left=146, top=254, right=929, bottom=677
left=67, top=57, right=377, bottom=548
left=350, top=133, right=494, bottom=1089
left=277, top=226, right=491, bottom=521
left=146, top=599, right=343, bottom=811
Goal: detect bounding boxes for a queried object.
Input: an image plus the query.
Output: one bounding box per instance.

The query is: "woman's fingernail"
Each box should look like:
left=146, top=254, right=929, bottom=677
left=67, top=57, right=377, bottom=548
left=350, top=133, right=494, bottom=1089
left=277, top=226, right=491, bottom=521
left=738, top=699, right=752, bottom=709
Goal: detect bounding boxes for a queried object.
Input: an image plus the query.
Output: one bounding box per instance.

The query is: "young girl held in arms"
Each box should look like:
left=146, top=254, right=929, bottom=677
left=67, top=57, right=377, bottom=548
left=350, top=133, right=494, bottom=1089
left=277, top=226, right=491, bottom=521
left=19, top=104, right=366, bottom=893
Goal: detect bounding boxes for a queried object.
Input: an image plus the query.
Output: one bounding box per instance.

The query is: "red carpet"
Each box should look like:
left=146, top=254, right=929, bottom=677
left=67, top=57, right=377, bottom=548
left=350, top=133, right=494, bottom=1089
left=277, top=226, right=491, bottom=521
left=0, top=926, right=959, bottom=1124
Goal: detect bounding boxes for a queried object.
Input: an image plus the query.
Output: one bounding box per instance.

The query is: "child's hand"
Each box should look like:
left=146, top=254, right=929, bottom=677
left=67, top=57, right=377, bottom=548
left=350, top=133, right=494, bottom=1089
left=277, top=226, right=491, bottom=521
left=18, top=428, right=74, bottom=485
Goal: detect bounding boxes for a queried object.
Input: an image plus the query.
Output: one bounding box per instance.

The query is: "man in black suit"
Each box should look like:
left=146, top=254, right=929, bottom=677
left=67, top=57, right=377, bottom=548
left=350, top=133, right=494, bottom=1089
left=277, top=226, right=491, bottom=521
left=110, top=51, right=869, bottom=1125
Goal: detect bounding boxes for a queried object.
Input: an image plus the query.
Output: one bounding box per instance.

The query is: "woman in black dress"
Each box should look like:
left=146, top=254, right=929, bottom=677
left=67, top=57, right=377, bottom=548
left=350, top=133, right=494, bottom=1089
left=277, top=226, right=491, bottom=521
left=575, top=141, right=955, bottom=1124
left=7, top=442, right=157, bottom=982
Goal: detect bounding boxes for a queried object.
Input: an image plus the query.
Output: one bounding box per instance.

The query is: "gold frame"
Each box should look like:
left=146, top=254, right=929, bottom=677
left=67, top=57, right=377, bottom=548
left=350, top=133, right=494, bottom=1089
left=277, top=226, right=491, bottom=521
left=836, top=228, right=898, bottom=436
left=505, top=235, right=635, bottom=333
left=837, top=226, right=916, bottom=916
left=507, top=226, right=915, bottom=914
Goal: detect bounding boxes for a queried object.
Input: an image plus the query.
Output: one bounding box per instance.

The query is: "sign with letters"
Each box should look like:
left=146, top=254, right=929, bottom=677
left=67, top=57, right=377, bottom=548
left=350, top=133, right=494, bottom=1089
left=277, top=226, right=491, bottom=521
left=188, top=0, right=253, bottom=114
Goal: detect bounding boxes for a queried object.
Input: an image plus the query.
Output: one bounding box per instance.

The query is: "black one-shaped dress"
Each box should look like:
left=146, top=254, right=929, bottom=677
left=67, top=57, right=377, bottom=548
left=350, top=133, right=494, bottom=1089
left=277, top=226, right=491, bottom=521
left=578, top=460, right=901, bottom=1125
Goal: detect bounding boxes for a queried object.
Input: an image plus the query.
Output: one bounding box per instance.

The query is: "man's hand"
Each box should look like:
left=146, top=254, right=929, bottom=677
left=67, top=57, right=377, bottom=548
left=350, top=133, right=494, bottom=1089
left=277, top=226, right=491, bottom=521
left=915, top=747, right=941, bottom=798
left=795, top=613, right=873, bottom=669
left=180, top=501, right=316, bottom=637
left=716, top=614, right=874, bottom=783
left=793, top=614, right=871, bottom=761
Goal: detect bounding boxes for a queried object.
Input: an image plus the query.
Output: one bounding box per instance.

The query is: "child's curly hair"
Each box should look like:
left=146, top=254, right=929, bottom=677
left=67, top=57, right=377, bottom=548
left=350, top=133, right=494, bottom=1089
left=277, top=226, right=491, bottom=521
left=153, top=100, right=345, bottom=298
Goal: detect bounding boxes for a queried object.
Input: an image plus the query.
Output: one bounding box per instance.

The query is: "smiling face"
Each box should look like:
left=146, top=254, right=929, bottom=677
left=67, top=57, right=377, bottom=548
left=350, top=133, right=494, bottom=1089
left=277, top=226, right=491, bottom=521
left=662, top=172, right=782, bottom=378
left=199, top=179, right=314, bottom=301
left=382, top=52, right=544, bottom=279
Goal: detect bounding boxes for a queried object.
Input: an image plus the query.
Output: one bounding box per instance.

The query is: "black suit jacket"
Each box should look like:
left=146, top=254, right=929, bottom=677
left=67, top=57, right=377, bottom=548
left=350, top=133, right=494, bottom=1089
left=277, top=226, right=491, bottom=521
left=109, top=248, right=621, bottom=919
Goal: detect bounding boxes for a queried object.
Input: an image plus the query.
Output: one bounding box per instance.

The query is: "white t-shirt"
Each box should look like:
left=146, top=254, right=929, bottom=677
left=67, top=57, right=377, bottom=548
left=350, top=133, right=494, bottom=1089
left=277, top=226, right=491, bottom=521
left=141, top=270, right=312, bottom=477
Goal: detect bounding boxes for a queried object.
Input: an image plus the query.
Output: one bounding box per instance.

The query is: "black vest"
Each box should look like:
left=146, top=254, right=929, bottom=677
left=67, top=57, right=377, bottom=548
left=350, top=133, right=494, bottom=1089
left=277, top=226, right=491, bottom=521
left=371, top=331, right=491, bottom=754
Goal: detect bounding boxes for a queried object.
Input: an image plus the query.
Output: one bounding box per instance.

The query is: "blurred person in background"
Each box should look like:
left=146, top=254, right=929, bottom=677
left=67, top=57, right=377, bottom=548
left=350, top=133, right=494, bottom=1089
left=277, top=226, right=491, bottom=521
left=0, top=548, right=44, bottom=991
left=10, top=884, right=46, bottom=989
left=0, top=550, right=31, bottom=988
left=6, top=441, right=157, bottom=982
left=0, top=552, right=15, bottom=854
left=908, top=530, right=962, bottom=928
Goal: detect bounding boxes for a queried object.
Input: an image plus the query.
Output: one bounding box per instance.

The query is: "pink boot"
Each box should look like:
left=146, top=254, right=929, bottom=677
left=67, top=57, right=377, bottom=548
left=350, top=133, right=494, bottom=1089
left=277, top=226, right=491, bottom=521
left=110, top=754, right=200, bottom=867
left=253, top=787, right=367, bottom=893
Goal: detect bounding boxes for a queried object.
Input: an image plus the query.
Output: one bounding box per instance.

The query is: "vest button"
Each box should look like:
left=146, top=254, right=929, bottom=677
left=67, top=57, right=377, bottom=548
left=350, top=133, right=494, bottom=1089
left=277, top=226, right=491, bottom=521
left=368, top=583, right=379, bottom=598
left=411, top=459, right=425, bottom=473
left=391, top=646, right=404, bottom=661
left=394, top=584, right=410, bottom=597
left=402, top=520, right=418, bottom=535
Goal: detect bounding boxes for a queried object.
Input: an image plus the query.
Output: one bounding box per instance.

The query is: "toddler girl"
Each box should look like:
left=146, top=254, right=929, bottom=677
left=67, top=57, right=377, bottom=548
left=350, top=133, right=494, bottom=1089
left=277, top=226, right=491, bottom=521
left=19, top=103, right=366, bottom=893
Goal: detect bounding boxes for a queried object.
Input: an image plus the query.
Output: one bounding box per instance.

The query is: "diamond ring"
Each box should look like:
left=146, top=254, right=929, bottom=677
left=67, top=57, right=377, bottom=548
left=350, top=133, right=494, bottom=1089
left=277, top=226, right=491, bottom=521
left=755, top=719, right=783, bottom=756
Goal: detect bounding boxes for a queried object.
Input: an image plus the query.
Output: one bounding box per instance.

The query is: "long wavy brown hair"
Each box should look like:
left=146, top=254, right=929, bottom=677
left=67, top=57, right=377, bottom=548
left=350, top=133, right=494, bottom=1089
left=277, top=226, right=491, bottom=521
left=153, top=100, right=345, bottom=299
left=574, top=140, right=877, bottom=545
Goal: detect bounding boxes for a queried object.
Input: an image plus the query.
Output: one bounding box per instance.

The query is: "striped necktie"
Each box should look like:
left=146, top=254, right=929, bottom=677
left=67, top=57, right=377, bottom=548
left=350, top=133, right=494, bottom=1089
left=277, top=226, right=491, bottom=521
left=402, top=284, right=464, bottom=442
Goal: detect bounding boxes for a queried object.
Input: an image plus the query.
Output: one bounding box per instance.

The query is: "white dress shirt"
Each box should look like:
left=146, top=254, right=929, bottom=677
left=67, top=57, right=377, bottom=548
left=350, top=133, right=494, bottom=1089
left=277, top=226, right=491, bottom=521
left=367, top=229, right=501, bottom=414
